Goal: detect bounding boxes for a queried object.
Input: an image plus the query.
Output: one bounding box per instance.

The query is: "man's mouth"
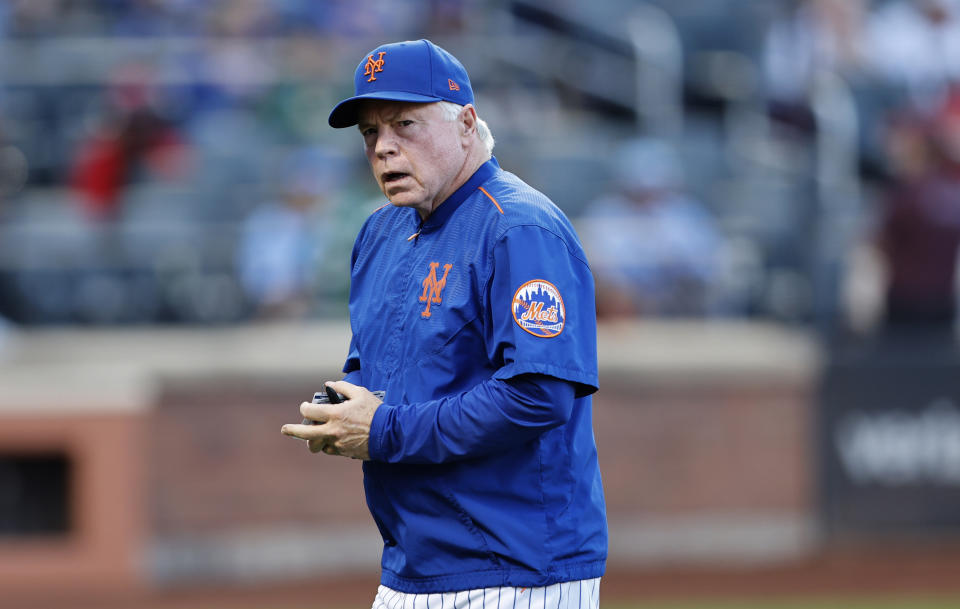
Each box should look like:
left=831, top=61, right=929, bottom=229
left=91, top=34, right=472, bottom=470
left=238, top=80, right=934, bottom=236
left=382, top=172, right=409, bottom=184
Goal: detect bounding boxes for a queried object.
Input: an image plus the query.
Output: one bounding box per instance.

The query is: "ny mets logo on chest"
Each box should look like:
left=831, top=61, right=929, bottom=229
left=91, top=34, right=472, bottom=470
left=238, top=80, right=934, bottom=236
left=420, top=262, right=452, bottom=318
left=364, top=52, right=386, bottom=82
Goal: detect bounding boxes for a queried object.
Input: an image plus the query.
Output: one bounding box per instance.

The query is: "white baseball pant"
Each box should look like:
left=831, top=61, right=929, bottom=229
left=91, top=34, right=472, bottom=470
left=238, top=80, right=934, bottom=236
left=371, top=578, right=601, bottom=609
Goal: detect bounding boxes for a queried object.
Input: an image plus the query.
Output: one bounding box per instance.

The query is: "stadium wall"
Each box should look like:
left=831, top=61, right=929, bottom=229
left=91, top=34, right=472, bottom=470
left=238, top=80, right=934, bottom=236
left=0, top=320, right=820, bottom=594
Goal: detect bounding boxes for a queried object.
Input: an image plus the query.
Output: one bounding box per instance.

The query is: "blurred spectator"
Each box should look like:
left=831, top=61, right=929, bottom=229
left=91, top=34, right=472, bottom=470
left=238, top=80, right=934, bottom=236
left=197, top=1, right=277, bottom=109
left=0, top=0, right=62, bottom=38
left=873, top=90, right=960, bottom=330
left=866, top=0, right=960, bottom=109
left=578, top=138, right=724, bottom=318
left=109, top=0, right=202, bottom=37
left=68, top=66, right=189, bottom=221
left=762, top=0, right=870, bottom=131
left=236, top=147, right=341, bottom=318
left=321, top=0, right=429, bottom=38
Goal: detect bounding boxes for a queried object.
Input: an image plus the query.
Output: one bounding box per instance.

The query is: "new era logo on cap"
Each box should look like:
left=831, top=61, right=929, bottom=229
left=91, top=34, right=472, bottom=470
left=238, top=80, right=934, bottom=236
left=328, top=39, right=475, bottom=128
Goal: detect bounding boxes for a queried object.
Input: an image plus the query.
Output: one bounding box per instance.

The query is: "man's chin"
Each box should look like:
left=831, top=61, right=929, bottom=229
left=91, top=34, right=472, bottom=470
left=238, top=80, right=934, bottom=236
left=386, top=194, right=424, bottom=209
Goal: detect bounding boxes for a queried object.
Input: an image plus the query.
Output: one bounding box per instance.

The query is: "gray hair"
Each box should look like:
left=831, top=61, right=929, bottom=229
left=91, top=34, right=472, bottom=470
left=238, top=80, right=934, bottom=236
left=437, top=101, right=495, bottom=156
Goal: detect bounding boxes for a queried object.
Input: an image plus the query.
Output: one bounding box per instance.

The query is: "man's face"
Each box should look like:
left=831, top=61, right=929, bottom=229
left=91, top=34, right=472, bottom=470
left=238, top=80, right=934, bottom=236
left=357, top=101, right=466, bottom=217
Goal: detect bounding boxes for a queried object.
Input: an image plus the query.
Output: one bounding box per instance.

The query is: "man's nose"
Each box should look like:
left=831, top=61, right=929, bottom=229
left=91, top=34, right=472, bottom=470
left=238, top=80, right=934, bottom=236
left=375, top=128, right=398, bottom=158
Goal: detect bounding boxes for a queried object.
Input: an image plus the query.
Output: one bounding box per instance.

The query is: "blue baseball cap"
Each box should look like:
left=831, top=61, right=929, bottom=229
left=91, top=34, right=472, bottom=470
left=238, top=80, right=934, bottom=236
left=328, top=39, right=475, bottom=128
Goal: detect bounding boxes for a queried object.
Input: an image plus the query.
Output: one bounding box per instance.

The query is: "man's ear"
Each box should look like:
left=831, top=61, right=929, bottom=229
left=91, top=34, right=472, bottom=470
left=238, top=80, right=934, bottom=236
left=459, top=104, right=478, bottom=138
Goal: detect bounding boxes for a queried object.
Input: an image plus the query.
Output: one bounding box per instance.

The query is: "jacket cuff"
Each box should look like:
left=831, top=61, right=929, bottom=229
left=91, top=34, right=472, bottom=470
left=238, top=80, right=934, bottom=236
left=368, top=402, right=394, bottom=461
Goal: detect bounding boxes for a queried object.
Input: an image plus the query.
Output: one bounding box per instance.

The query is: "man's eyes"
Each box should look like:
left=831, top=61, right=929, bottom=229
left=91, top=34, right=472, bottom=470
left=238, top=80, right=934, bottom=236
left=359, top=119, right=415, bottom=137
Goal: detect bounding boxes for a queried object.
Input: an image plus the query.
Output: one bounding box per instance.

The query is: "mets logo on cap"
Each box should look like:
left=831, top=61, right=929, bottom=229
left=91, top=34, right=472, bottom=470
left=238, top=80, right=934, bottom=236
left=512, top=279, right=565, bottom=338
left=364, top=51, right=385, bottom=82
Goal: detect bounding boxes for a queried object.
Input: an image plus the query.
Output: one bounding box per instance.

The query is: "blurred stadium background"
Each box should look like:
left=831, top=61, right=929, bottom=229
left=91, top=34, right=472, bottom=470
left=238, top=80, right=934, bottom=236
left=3, top=0, right=960, bottom=607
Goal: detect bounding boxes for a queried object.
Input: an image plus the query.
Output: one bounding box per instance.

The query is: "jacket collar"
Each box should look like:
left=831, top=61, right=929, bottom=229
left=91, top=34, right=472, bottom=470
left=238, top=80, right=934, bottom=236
left=420, top=156, right=500, bottom=232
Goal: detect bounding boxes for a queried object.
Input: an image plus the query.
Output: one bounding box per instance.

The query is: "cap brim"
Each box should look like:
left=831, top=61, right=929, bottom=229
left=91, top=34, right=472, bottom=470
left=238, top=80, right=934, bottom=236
left=328, top=91, right=443, bottom=128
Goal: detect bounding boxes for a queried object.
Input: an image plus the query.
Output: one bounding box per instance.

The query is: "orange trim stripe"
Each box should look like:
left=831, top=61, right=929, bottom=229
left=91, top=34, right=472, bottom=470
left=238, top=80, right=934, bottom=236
left=373, top=202, right=391, bottom=213
left=478, top=186, right=504, bottom=214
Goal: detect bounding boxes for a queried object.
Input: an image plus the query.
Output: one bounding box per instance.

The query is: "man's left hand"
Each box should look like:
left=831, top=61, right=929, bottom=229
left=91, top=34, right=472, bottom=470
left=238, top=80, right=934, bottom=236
left=281, top=380, right=382, bottom=460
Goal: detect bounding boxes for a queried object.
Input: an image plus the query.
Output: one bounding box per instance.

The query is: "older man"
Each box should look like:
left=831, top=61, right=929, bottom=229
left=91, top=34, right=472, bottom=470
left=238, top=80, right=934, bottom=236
left=282, top=39, right=606, bottom=608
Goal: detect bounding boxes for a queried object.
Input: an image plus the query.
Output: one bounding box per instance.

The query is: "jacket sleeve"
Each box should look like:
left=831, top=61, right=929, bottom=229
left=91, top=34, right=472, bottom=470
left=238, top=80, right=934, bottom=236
left=367, top=373, right=576, bottom=464
left=342, top=332, right=361, bottom=380
left=487, top=225, right=599, bottom=397
left=341, top=210, right=376, bottom=383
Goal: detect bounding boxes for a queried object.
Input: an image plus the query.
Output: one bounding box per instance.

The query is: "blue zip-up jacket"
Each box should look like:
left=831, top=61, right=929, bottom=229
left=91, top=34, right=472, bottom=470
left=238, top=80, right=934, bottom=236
left=343, top=158, right=607, bottom=593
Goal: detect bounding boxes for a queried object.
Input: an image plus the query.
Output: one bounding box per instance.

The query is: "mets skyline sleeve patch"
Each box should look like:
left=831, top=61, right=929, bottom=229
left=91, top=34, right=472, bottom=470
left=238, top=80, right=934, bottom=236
left=512, top=279, right=565, bottom=338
